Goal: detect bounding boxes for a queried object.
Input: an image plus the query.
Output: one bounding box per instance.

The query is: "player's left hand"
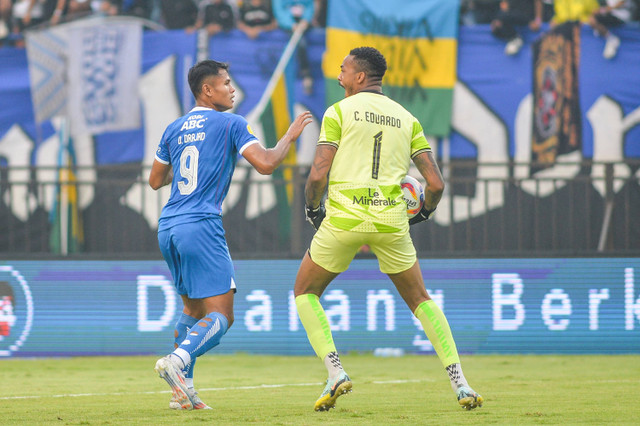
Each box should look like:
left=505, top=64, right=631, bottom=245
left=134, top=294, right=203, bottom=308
left=409, top=205, right=435, bottom=226
left=305, top=204, right=325, bottom=230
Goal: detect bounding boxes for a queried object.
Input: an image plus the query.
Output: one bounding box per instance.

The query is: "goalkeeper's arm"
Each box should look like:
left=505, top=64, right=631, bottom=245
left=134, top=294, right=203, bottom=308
left=304, top=144, right=337, bottom=230
left=410, top=151, right=444, bottom=225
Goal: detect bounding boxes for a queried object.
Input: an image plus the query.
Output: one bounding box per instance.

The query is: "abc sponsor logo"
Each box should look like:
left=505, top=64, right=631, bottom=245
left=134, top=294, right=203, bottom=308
left=0, top=266, right=34, bottom=357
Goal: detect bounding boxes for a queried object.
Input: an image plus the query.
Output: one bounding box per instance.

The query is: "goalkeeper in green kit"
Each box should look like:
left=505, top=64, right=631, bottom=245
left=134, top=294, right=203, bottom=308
left=293, top=46, right=483, bottom=412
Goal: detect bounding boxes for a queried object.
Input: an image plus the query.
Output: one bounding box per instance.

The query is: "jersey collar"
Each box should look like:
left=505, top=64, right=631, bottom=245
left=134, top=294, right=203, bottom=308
left=190, top=106, right=214, bottom=112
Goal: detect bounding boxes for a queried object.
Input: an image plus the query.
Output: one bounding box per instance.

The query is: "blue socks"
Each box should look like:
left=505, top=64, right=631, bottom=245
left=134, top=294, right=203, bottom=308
left=174, top=313, right=198, bottom=379
left=172, top=312, right=229, bottom=370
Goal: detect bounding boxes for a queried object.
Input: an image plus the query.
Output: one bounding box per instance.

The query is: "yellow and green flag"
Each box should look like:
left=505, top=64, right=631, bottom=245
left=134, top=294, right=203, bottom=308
left=49, top=123, right=83, bottom=255
left=254, top=23, right=307, bottom=242
left=260, top=56, right=296, bottom=202
left=324, top=0, right=459, bottom=136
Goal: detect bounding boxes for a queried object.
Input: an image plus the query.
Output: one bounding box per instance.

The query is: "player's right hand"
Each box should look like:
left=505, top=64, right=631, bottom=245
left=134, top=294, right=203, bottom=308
left=305, top=204, right=325, bottom=230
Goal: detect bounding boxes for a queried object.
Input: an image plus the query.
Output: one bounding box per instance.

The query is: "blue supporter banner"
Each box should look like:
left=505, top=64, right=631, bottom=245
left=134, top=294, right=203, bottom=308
left=1, top=26, right=639, bottom=165
left=1, top=259, right=639, bottom=357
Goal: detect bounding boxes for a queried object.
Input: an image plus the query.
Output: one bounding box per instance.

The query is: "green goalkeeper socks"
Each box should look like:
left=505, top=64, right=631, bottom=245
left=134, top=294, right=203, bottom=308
left=414, top=299, right=461, bottom=368
left=295, top=294, right=337, bottom=360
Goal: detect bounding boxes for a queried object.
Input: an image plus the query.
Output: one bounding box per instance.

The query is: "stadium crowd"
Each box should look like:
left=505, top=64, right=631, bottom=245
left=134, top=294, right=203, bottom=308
left=462, top=0, right=639, bottom=59
left=0, top=0, right=325, bottom=44
left=0, top=0, right=638, bottom=59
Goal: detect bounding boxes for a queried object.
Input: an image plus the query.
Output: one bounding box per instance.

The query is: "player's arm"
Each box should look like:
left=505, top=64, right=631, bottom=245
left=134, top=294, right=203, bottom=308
left=413, top=151, right=444, bottom=211
left=148, top=160, right=173, bottom=190
left=409, top=151, right=444, bottom=225
left=304, top=143, right=336, bottom=230
left=305, top=144, right=336, bottom=209
left=242, top=111, right=312, bottom=175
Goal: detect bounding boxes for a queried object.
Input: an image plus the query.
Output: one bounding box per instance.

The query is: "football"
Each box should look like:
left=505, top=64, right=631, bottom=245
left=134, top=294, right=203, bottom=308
left=401, top=175, right=425, bottom=218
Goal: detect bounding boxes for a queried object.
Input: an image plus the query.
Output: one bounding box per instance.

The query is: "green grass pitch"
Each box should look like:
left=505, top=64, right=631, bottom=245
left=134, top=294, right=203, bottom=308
left=1, top=354, right=638, bottom=425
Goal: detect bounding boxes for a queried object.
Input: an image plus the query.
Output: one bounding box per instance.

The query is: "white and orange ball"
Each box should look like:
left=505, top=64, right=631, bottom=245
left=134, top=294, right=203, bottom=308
left=401, top=175, right=425, bottom=218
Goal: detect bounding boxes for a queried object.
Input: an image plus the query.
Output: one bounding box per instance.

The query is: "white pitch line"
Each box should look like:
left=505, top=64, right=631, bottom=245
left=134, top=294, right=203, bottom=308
left=372, top=379, right=432, bottom=384
left=0, top=379, right=431, bottom=401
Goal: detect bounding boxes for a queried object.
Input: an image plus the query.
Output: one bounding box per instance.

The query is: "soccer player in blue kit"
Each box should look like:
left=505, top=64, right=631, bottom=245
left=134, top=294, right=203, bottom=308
left=149, top=59, right=312, bottom=410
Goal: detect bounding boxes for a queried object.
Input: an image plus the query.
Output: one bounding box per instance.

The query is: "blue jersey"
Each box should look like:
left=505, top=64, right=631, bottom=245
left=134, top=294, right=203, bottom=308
left=155, top=107, right=258, bottom=231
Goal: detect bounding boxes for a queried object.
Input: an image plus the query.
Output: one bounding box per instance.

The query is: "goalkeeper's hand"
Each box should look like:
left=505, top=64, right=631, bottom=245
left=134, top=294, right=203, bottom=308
left=305, top=204, right=326, bottom=230
left=409, top=205, right=435, bottom=226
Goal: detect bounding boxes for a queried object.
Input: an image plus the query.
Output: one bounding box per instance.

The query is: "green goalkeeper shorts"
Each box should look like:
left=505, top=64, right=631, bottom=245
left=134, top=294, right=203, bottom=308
left=309, top=221, right=417, bottom=274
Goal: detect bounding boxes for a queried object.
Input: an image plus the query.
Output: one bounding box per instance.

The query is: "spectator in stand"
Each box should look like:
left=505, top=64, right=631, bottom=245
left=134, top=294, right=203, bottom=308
left=550, top=0, right=600, bottom=26
left=237, top=0, right=277, bottom=39
left=25, top=0, right=96, bottom=26
left=272, top=0, right=314, bottom=94
left=120, top=0, right=152, bottom=19
left=160, top=0, right=198, bottom=29
left=460, top=0, right=501, bottom=25
left=93, top=0, right=119, bottom=16
left=491, top=0, right=543, bottom=55
left=0, top=0, right=11, bottom=41
left=14, top=0, right=55, bottom=33
left=589, top=0, right=636, bottom=59
left=311, top=0, right=325, bottom=27
left=541, top=0, right=555, bottom=21
left=190, top=0, right=235, bottom=36
left=47, top=0, right=92, bottom=25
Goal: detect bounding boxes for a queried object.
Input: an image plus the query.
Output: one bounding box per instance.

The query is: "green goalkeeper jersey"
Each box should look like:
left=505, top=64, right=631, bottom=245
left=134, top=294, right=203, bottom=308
left=318, top=91, right=431, bottom=233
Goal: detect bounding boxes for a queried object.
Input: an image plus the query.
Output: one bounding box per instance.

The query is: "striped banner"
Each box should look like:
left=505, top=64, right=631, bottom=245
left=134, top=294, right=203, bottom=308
left=25, top=26, right=68, bottom=123
left=25, top=16, right=142, bottom=135
left=260, top=59, right=296, bottom=241
left=246, top=23, right=307, bottom=241
left=67, top=20, right=142, bottom=135
left=324, top=0, right=459, bottom=136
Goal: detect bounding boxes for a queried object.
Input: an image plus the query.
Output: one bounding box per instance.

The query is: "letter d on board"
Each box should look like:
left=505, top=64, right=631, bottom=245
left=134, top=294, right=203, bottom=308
left=137, top=275, right=177, bottom=332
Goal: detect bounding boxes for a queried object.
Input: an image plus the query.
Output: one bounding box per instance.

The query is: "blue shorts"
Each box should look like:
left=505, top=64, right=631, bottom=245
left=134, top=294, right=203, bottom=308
left=158, top=217, right=236, bottom=299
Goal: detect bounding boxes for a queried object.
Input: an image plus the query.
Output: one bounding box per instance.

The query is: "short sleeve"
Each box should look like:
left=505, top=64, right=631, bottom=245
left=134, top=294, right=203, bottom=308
left=410, top=118, right=431, bottom=158
left=318, top=104, right=342, bottom=148
left=154, top=128, right=171, bottom=165
left=230, top=115, right=260, bottom=155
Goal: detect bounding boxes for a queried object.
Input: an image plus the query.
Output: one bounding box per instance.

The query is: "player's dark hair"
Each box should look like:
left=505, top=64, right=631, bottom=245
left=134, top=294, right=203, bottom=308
left=349, top=46, right=387, bottom=80
left=188, top=60, right=229, bottom=97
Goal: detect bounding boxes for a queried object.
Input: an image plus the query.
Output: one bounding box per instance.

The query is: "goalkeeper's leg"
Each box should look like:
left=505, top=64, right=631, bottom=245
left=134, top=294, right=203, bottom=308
left=294, top=252, right=352, bottom=411
left=389, top=261, right=483, bottom=410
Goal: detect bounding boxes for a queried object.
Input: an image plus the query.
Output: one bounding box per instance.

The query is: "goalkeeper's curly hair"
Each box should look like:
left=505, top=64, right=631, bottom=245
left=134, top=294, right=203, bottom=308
left=349, top=46, right=387, bottom=81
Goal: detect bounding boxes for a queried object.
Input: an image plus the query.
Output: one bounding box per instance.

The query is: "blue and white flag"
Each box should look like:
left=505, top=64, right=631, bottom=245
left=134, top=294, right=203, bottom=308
left=67, top=20, right=142, bottom=135
left=25, top=17, right=142, bottom=135
left=25, top=25, right=68, bottom=123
